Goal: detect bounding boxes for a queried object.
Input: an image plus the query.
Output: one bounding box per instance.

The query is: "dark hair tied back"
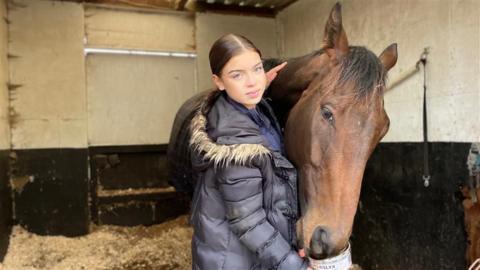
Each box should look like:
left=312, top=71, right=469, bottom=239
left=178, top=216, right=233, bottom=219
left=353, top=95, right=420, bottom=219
left=209, top=34, right=261, bottom=76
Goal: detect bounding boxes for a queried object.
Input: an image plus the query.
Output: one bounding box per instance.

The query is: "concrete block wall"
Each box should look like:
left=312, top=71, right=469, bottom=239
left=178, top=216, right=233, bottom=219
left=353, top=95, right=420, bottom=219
left=0, top=0, right=12, bottom=263
left=7, top=0, right=89, bottom=236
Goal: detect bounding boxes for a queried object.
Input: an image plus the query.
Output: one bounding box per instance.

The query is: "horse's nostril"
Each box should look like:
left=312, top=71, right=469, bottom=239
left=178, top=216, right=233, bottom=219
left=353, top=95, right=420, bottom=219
left=309, top=226, right=332, bottom=259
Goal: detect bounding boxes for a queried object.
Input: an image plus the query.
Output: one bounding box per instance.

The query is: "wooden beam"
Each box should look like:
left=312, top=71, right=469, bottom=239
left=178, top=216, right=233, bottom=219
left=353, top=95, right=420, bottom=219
left=195, top=1, right=275, bottom=17
left=84, top=0, right=172, bottom=9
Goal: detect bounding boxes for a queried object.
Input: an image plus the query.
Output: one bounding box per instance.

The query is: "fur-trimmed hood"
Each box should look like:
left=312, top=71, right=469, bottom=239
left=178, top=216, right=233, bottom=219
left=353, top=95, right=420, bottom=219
left=189, top=90, right=274, bottom=167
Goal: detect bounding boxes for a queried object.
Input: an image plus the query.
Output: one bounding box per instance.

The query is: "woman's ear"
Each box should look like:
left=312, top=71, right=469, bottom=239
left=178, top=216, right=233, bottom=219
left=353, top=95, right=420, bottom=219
left=212, top=74, right=225, bottom=91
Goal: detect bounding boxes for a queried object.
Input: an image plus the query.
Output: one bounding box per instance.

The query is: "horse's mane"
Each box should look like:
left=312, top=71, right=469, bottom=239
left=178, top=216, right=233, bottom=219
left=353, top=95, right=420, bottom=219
left=264, top=47, right=385, bottom=101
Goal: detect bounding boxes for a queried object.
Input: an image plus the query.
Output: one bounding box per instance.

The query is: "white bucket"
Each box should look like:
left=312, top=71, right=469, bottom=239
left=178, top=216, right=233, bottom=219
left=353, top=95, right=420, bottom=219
left=308, top=242, right=352, bottom=270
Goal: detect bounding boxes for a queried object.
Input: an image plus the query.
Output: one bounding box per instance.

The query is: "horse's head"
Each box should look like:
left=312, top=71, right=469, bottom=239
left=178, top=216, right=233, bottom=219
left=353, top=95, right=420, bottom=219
left=273, top=3, right=398, bottom=259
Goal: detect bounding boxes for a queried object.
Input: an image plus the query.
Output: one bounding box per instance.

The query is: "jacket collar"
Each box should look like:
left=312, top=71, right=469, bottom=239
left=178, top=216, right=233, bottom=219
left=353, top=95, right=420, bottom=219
left=189, top=90, right=271, bottom=167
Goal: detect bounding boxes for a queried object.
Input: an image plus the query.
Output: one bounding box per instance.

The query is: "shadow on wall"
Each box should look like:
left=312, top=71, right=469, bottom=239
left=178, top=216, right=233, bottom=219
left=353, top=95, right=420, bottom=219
left=0, top=150, right=12, bottom=262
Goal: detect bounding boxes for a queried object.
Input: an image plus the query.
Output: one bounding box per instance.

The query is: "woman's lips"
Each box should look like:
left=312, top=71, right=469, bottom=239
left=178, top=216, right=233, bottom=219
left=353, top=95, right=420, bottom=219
left=246, top=89, right=260, bottom=98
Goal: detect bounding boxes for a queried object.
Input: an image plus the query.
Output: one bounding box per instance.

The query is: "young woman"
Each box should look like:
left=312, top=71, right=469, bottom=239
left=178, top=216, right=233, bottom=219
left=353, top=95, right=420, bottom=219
left=189, top=33, right=310, bottom=270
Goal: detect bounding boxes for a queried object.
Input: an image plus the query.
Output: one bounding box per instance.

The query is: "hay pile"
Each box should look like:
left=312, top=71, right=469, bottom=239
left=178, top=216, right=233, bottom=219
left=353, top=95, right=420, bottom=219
left=0, top=214, right=364, bottom=270
left=0, top=215, right=192, bottom=270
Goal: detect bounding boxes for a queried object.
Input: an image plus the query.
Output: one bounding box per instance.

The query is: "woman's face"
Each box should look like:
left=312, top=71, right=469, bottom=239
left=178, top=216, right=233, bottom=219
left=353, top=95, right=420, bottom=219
left=212, top=49, right=267, bottom=109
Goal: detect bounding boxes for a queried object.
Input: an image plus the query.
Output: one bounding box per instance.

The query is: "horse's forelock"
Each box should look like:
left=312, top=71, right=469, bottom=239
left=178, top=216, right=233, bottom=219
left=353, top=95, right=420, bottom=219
left=290, top=47, right=385, bottom=101
left=338, top=46, right=386, bottom=99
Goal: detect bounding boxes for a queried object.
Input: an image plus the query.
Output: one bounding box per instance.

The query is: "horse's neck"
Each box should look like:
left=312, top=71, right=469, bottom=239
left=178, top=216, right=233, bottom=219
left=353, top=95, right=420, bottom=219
left=266, top=53, right=325, bottom=127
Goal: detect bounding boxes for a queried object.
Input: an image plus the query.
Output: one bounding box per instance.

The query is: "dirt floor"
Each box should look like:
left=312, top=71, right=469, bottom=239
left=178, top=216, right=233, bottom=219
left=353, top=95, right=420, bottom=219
left=0, top=215, right=193, bottom=270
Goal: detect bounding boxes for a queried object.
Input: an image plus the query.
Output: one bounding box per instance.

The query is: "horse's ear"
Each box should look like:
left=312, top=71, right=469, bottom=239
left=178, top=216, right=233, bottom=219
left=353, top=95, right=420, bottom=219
left=323, top=2, right=349, bottom=59
left=379, top=43, right=398, bottom=71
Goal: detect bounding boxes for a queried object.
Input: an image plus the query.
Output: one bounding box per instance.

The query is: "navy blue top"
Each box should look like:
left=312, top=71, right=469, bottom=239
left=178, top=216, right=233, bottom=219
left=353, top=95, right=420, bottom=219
left=225, top=94, right=283, bottom=154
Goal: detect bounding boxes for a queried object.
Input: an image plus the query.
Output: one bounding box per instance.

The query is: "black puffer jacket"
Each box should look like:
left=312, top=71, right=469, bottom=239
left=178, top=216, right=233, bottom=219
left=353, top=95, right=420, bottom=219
left=189, top=91, right=308, bottom=270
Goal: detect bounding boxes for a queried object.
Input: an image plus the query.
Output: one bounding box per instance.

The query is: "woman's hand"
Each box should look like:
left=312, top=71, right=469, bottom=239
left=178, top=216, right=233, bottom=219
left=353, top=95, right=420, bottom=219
left=266, top=61, right=287, bottom=87
left=298, top=249, right=314, bottom=270
left=298, top=249, right=306, bottom=258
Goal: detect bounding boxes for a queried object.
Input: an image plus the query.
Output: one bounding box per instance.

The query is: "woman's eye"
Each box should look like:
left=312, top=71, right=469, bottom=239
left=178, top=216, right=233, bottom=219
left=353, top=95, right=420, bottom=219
left=321, top=107, right=334, bottom=124
left=231, top=73, right=242, bottom=80
left=254, top=66, right=264, bottom=72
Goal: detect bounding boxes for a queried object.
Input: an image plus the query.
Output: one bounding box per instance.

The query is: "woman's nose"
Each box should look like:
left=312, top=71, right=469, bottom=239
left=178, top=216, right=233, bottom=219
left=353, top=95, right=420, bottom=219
left=245, top=72, right=257, bottom=86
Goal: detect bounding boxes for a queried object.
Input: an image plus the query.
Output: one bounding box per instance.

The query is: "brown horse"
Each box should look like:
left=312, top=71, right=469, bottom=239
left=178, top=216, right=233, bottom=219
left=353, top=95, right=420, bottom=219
left=168, top=1, right=397, bottom=262
left=265, top=3, right=398, bottom=259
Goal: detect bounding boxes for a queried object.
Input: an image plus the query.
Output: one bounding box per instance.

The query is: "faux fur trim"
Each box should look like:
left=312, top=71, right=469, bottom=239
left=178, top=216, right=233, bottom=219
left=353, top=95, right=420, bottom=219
left=189, top=90, right=271, bottom=167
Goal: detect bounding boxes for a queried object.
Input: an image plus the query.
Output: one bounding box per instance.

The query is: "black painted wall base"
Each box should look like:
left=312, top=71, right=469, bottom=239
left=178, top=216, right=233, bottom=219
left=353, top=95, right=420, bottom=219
left=10, top=148, right=89, bottom=236
left=0, top=150, right=12, bottom=262
left=90, top=145, right=189, bottom=226
left=8, top=145, right=190, bottom=237
left=351, top=142, right=469, bottom=270
left=97, top=191, right=190, bottom=226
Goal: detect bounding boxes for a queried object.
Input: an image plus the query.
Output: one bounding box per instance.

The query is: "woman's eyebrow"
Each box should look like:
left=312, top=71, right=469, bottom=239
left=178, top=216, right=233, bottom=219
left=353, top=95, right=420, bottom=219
left=227, top=62, right=263, bottom=74
left=227, top=69, right=242, bottom=74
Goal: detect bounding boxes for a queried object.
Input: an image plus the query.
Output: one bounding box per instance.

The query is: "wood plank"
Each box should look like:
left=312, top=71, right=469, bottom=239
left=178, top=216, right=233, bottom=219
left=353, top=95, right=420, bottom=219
left=85, top=0, right=173, bottom=9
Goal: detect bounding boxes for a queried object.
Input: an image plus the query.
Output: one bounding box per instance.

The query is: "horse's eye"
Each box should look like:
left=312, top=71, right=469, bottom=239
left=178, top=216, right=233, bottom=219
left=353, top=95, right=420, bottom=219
left=321, top=107, right=334, bottom=124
